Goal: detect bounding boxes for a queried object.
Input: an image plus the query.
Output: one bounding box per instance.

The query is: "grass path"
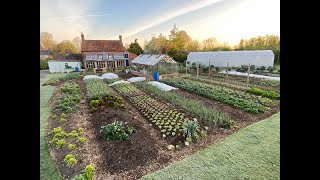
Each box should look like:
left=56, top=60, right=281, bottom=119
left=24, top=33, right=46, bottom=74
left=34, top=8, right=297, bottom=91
left=142, top=113, right=280, bottom=180
left=40, top=76, right=63, bottom=180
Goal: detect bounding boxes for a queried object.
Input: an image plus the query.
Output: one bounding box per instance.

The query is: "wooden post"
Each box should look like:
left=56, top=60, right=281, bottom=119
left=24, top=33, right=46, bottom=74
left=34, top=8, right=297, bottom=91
left=94, top=62, right=97, bottom=69
left=208, top=61, right=211, bottom=76
left=226, top=62, right=229, bottom=80
left=84, top=61, right=87, bottom=70
left=197, top=63, right=199, bottom=79
left=185, top=60, right=187, bottom=76
left=114, top=61, right=118, bottom=69
left=247, top=64, right=251, bottom=87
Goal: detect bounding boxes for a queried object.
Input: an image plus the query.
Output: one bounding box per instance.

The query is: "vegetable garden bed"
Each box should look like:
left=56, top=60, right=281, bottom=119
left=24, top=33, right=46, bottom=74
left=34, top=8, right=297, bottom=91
left=44, top=73, right=280, bottom=180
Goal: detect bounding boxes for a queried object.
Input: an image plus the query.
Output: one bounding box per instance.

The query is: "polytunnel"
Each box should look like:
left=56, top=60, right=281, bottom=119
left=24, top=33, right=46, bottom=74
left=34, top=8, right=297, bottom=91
left=187, top=50, right=274, bottom=68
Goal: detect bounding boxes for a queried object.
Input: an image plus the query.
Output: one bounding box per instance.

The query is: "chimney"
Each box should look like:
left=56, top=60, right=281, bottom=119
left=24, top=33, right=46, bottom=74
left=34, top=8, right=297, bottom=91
left=81, top=32, right=84, bottom=41
left=119, top=35, right=122, bottom=42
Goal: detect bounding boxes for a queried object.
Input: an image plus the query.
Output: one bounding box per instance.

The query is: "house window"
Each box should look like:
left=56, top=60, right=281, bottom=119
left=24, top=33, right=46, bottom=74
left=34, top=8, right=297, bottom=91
left=97, top=54, right=103, bottom=60
left=103, top=53, right=108, bottom=60
left=114, top=54, right=124, bottom=59
left=86, top=54, right=97, bottom=60
left=108, top=54, right=113, bottom=60
left=124, top=53, right=128, bottom=58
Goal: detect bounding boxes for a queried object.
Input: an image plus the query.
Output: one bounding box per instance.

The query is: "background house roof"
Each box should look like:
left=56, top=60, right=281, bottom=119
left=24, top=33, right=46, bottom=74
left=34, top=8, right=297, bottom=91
left=40, top=50, right=53, bottom=55
left=81, top=40, right=125, bottom=52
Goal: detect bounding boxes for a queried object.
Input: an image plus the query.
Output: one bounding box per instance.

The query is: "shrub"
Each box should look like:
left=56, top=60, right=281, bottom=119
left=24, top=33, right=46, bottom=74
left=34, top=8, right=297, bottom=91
left=40, top=59, right=49, bottom=70
left=72, top=164, right=95, bottom=180
left=100, top=121, right=135, bottom=141
left=267, top=66, right=275, bottom=72
left=250, top=65, right=255, bottom=71
left=260, top=66, right=266, bottom=71
left=183, top=120, right=198, bottom=138
left=64, top=154, right=77, bottom=167
left=68, top=144, right=76, bottom=150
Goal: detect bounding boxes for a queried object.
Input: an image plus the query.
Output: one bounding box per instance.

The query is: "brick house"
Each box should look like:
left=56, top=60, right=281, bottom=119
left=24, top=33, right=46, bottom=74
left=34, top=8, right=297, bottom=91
left=81, top=33, right=130, bottom=73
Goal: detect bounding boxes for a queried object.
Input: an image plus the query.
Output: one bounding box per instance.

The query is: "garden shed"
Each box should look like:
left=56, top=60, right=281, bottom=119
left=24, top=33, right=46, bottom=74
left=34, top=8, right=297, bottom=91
left=131, top=54, right=178, bottom=76
left=187, top=50, right=274, bottom=68
left=48, top=60, right=81, bottom=73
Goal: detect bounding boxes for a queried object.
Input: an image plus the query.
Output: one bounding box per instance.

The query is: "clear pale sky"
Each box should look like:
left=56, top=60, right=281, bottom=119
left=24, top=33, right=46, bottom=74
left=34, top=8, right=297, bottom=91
left=40, top=0, right=280, bottom=46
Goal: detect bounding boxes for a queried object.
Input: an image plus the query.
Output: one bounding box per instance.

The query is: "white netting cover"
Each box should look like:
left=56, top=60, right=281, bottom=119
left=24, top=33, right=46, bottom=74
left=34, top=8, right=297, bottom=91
left=127, top=77, right=146, bottom=82
left=111, top=80, right=130, bottom=86
left=83, top=75, right=101, bottom=80
left=219, top=71, right=280, bottom=81
left=148, top=81, right=178, bottom=91
left=100, top=73, right=119, bottom=79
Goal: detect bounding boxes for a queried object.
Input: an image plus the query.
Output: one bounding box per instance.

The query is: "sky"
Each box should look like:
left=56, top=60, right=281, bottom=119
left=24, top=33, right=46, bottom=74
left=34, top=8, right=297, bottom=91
left=40, top=0, right=280, bottom=47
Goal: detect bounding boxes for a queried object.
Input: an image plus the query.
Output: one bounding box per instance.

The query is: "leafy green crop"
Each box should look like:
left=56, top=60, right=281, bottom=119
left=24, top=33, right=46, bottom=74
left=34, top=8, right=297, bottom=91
left=72, top=164, right=95, bottom=180
left=64, top=154, right=77, bottom=167
left=113, top=83, right=192, bottom=137
left=247, top=87, right=280, bottom=100
left=100, top=121, right=135, bottom=141
left=161, top=78, right=268, bottom=114
left=84, top=79, right=112, bottom=100
left=135, top=82, right=234, bottom=128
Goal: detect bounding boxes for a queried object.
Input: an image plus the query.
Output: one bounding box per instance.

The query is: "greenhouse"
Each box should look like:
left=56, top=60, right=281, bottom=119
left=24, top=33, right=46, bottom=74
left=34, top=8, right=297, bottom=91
left=131, top=54, right=178, bottom=75
left=187, top=50, right=274, bottom=68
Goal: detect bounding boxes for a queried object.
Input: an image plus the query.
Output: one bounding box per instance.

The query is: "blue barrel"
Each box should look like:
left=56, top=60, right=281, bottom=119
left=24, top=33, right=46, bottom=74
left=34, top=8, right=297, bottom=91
left=75, top=66, right=79, bottom=72
left=153, top=72, right=159, bottom=81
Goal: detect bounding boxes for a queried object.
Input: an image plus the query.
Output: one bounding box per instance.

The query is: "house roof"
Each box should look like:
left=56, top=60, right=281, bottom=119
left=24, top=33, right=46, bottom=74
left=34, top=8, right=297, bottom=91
left=131, top=54, right=177, bottom=66
left=53, top=54, right=82, bottom=61
left=81, top=40, right=125, bottom=52
left=40, top=50, right=53, bottom=55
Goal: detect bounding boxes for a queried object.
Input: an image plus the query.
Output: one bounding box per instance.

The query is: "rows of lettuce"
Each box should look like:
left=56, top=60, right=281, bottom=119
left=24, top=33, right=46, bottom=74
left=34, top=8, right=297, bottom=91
left=161, top=78, right=278, bottom=114
left=113, top=83, right=192, bottom=138
left=134, top=82, right=234, bottom=128
left=113, top=83, right=235, bottom=143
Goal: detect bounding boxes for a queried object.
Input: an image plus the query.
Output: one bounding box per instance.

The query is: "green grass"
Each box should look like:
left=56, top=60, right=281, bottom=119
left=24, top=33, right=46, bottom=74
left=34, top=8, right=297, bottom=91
left=142, top=113, right=280, bottom=180
left=40, top=77, right=63, bottom=180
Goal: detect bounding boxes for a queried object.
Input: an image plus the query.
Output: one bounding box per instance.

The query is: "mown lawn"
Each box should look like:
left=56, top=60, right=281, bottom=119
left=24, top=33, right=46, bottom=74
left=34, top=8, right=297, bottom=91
left=40, top=76, right=62, bottom=180
left=142, top=113, right=280, bottom=180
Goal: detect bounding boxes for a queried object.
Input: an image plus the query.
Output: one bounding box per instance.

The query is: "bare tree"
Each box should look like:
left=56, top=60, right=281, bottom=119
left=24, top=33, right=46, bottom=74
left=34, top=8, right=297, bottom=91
left=40, top=32, right=56, bottom=50
left=72, top=37, right=81, bottom=52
